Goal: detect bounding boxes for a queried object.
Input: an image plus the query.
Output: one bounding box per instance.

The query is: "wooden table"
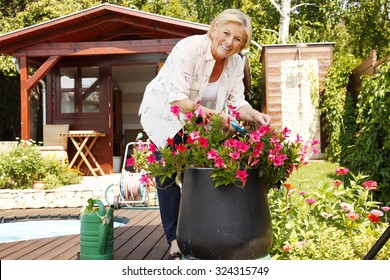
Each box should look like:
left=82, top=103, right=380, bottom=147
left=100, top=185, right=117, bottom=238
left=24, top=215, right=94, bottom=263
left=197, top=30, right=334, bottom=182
left=61, top=130, right=106, bottom=176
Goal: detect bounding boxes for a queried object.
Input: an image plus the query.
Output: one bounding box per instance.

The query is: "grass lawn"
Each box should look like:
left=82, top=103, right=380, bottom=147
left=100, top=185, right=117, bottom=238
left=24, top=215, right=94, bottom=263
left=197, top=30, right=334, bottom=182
left=285, top=160, right=340, bottom=190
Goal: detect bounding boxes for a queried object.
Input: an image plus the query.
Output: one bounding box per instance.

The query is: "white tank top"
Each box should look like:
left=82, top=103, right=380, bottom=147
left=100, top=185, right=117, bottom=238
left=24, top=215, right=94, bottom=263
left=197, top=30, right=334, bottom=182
left=200, top=79, right=220, bottom=110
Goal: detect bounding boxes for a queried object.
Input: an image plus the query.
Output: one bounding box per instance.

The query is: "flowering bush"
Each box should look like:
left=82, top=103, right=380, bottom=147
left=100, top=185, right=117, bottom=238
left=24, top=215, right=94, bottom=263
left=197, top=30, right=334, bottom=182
left=128, top=104, right=318, bottom=191
left=0, top=139, right=82, bottom=189
left=269, top=166, right=390, bottom=260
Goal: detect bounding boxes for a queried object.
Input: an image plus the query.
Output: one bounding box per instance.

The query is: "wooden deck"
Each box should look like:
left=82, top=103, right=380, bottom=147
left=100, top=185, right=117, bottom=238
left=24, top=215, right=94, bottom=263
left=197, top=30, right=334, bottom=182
left=0, top=207, right=170, bottom=260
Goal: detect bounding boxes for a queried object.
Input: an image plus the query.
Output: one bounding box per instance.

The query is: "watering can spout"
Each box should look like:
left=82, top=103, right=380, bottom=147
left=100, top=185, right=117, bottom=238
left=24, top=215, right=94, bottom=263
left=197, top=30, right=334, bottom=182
left=98, top=204, right=114, bottom=254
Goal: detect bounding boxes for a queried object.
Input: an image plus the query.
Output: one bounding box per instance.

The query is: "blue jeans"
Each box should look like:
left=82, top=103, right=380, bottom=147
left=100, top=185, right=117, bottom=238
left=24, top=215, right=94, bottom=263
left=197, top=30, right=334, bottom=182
left=156, top=175, right=181, bottom=243
left=154, top=131, right=184, bottom=244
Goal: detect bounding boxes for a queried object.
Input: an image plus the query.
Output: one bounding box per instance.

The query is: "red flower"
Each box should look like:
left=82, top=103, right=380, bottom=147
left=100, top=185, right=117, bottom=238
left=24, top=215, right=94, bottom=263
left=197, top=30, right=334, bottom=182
left=167, top=137, right=174, bottom=146
left=367, top=213, right=381, bottom=224
left=336, top=167, right=349, bottom=175
left=199, top=137, right=208, bottom=148
left=176, top=143, right=188, bottom=152
left=283, top=183, right=295, bottom=191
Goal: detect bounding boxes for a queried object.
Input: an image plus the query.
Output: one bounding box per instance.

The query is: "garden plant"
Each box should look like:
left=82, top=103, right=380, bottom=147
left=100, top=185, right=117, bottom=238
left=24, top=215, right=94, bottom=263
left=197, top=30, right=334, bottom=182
left=269, top=164, right=390, bottom=260
left=0, top=139, right=82, bottom=189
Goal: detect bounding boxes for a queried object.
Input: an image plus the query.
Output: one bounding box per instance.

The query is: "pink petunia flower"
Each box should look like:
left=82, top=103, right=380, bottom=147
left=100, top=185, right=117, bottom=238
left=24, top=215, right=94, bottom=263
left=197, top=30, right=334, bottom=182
left=206, top=149, right=219, bottom=160
left=184, top=111, right=194, bottom=121
left=236, top=169, right=249, bottom=186
left=228, top=104, right=240, bottom=119
left=346, top=212, right=359, bottom=221
left=188, top=131, right=200, bottom=141
left=140, top=174, right=154, bottom=186
left=126, top=157, right=135, bottom=166
left=228, top=151, right=241, bottom=161
left=213, top=156, right=226, bottom=168
left=146, top=154, right=157, bottom=164
left=148, top=143, right=157, bottom=153
left=282, top=127, right=291, bottom=138
left=170, top=105, right=181, bottom=117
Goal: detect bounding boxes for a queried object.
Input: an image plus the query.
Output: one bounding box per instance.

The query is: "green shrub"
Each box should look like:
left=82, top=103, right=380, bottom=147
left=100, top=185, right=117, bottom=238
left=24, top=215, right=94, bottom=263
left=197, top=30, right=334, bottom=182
left=0, top=140, right=82, bottom=189
left=0, top=141, right=43, bottom=188
left=321, top=53, right=360, bottom=162
left=341, top=61, right=390, bottom=204
left=269, top=166, right=390, bottom=260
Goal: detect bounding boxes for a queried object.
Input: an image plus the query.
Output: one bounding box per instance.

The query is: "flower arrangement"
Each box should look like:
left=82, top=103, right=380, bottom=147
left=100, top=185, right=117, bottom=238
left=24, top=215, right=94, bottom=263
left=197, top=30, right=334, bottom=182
left=127, top=104, right=318, bottom=191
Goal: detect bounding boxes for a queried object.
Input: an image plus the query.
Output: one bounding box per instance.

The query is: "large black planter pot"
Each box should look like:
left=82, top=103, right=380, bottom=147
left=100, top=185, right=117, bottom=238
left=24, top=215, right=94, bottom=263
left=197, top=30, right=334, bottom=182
left=177, top=167, right=273, bottom=260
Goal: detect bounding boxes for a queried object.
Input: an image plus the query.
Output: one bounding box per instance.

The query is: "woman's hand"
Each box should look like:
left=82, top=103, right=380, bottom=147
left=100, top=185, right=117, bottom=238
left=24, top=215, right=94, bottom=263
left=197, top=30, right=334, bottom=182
left=220, top=111, right=237, bottom=129
left=253, top=111, right=271, bottom=126
left=237, top=105, right=271, bottom=127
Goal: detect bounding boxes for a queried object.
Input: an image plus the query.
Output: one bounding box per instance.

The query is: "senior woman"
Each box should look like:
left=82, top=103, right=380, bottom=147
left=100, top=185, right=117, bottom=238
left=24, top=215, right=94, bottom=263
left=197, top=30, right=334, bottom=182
left=138, top=9, right=271, bottom=259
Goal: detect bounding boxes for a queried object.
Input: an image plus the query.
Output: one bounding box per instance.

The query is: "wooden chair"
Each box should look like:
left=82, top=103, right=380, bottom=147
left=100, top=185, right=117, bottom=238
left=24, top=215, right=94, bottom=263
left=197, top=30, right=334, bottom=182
left=37, top=124, right=69, bottom=162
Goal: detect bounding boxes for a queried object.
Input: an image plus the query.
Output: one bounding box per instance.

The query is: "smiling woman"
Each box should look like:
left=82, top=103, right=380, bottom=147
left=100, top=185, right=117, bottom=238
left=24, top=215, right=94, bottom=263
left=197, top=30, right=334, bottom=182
left=0, top=219, right=126, bottom=243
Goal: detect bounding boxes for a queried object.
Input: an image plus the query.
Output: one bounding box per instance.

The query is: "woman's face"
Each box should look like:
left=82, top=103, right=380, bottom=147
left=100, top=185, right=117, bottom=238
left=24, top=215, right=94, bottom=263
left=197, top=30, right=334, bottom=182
left=210, top=22, right=247, bottom=61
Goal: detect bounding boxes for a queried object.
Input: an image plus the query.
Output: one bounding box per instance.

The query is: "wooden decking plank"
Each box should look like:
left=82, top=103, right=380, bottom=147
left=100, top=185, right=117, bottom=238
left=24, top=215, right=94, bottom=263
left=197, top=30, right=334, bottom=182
left=114, top=210, right=154, bottom=240
left=51, top=240, right=80, bottom=260
left=1, top=237, right=59, bottom=259
left=127, top=220, right=167, bottom=260
left=23, top=234, right=79, bottom=260
left=0, top=208, right=164, bottom=260
left=35, top=234, right=80, bottom=260
left=114, top=211, right=161, bottom=260
left=113, top=211, right=157, bottom=250
left=143, top=226, right=169, bottom=260
left=0, top=239, right=42, bottom=259
left=122, top=213, right=162, bottom=260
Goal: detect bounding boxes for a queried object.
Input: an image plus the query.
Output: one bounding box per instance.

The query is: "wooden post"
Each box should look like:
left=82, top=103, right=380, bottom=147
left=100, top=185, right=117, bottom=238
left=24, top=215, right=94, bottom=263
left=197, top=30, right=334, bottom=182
left=19, top=56, right=30, bottom=140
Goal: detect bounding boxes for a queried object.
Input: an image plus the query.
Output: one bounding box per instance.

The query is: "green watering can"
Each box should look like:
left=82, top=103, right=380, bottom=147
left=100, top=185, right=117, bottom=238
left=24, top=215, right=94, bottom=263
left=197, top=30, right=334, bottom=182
left=80, top=199, right=114, bottom=260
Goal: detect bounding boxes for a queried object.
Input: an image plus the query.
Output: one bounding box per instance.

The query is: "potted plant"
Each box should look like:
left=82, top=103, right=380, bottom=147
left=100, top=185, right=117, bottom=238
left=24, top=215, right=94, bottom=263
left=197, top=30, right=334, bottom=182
left=32, top=156, right=46, bottom=190
left=128, top=104, right=318, bottom=259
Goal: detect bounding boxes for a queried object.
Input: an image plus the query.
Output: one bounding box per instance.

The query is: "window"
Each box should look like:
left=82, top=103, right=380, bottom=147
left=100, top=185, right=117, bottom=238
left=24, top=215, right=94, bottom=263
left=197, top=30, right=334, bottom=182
left=60, top=66, right=100, bottom=113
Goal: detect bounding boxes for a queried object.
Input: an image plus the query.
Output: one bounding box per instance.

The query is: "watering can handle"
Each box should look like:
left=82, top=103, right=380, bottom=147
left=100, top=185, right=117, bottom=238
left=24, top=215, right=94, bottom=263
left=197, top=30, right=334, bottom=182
left=91, top=199, right=106, bottom=216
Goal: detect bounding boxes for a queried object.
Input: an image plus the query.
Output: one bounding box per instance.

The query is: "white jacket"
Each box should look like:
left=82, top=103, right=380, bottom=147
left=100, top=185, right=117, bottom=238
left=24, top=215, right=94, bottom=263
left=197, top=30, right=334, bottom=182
left=139, top=34, right=249, bottom=147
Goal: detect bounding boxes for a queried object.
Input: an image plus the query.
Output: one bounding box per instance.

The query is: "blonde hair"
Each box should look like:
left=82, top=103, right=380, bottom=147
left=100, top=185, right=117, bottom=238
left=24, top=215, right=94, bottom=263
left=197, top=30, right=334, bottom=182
left=207, top=9, right=253, bottom=50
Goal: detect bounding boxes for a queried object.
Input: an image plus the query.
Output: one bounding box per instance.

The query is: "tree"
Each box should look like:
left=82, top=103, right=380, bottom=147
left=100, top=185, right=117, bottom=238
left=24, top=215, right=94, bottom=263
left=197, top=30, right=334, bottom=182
left=270, top=0, right=319, bottom=44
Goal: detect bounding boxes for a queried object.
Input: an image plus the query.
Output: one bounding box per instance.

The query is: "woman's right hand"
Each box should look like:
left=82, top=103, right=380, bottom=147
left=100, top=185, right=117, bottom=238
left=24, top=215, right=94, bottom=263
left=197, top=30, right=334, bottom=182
left=220, top=112, right=237, bottom=130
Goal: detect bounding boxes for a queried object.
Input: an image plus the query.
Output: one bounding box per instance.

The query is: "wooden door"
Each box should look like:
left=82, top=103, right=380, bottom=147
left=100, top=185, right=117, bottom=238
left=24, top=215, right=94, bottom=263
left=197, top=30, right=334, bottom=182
left=48, top=62, right=113, bottom=175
